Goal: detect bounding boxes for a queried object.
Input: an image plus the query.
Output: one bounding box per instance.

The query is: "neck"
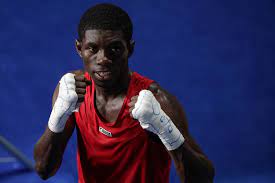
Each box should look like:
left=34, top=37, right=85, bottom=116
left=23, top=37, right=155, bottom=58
left=94, top=70, right=132, bottom=100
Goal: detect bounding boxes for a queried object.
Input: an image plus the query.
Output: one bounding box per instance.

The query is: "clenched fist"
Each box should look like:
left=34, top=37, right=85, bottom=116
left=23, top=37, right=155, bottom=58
left=129, top=90, right=162, bottom=134
left=129, top=90, right=185, bottom=151
left=48, top=73, right=91, bottom=133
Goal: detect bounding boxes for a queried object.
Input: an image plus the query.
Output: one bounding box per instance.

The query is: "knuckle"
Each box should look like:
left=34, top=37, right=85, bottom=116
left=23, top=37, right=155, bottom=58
left=63, top=73, right=75, bottom=81
left=75, top=75, right=85, bottom=81
left=76, top=88, right=86, bottom=94
left=76, top=81, right=86, bottom=87
left=139, top=100, right=151, bottom=109
left=77, top=94, right=85, bottom=99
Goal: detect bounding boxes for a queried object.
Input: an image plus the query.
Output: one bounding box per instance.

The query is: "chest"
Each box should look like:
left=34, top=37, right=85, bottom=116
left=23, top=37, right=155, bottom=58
left=95, top=96, right=126, bottom=122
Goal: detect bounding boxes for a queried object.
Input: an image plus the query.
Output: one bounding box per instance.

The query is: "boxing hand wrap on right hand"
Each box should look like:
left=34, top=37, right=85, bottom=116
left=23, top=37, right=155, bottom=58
left=132, top=90, right=185, bottom=151
left=48, top=73, right=78, bottom=133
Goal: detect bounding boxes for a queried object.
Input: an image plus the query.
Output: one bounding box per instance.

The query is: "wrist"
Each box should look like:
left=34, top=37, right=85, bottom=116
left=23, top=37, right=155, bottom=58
left=156, top=114, right=185, bottom=151
left=48, top=99, right=73, bottom=133
left=48, top=112, right=70, bottom=133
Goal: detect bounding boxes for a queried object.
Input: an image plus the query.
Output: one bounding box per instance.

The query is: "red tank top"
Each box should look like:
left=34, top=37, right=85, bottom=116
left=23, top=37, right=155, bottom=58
left=74, top=72, right=171, bottom=183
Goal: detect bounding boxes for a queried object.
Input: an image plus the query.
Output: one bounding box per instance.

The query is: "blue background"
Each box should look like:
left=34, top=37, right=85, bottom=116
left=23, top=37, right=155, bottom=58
left=0, top=0, right=274, bottom=182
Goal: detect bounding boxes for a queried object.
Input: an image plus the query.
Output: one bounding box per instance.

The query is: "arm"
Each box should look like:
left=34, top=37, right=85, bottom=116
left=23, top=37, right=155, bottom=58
left=33, top=70, right=90, bottom=180
left=148, top=82, right=215, bottom=183
left=33, top=83, right=76, bottom=180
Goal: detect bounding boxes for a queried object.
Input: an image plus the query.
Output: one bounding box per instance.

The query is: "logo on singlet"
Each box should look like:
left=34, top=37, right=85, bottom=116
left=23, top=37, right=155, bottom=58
left=99, top=126, right=112, bottom=137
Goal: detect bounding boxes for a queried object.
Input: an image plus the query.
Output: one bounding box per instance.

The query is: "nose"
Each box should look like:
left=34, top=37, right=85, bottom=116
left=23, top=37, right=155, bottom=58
left=96, top=49, right=111, bottom=65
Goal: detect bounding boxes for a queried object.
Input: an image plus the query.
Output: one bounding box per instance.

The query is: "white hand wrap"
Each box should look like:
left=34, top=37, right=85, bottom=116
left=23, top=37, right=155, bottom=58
left=132, top=90, right=185, bottom=151
left=48, top=73, right=78, bottom=133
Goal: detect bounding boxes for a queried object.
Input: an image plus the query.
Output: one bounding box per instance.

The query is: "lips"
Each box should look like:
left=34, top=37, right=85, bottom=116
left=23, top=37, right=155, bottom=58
left=94, top=71, right=112, bottom=80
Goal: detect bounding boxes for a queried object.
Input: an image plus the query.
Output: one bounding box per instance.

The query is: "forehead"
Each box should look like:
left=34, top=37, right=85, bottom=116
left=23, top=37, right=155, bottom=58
left=82, top=29, right=126, bottom=44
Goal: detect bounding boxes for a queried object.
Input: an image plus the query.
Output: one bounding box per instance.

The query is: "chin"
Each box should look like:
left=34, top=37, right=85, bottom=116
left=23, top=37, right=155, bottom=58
left=92, top=75, right=115, bottom=88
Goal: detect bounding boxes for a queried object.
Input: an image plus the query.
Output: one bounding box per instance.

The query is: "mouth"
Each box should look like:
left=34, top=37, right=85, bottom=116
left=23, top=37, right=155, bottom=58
left=94, top=71, right=112, bottom=81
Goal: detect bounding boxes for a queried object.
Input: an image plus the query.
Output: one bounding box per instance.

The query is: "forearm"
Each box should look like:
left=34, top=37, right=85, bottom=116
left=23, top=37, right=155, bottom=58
left=33, top=73, right=84, bottom=179
left=33, top=127, right=65, bottom=179
left=130, top=88, right=215, bottom=182
left=169, top=142, right=215, bottom=183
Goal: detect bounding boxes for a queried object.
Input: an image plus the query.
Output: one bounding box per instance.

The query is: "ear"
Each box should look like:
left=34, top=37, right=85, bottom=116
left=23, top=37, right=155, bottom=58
left=75, top=39, right=82, bottom=58
left=128, top=39, right=135, bottom=58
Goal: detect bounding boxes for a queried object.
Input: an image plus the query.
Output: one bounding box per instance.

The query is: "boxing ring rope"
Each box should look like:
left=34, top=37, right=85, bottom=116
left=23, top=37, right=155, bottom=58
left=0, top=135, right=34, bottom=170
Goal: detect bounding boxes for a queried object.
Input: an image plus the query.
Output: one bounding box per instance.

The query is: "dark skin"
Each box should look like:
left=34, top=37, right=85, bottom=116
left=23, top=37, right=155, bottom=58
left=129, top=85, right=215, bottom=182
left=33, top=70, right=91, bottom=180
left=33, top=29, right=215, bottom=182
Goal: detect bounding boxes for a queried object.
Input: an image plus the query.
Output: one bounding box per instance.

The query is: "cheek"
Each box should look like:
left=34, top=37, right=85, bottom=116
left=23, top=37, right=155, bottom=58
left=82, top=52, right=95, bottom=64
left=116, top=52, right=129, bottom=66
left=81, top=54, right=96, bottom=72
left=114, top=58, right=128, bottom=70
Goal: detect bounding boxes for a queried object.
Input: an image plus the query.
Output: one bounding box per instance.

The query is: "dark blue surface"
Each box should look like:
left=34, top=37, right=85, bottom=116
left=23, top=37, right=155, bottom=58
left=0, top=0, right=274, bottom=182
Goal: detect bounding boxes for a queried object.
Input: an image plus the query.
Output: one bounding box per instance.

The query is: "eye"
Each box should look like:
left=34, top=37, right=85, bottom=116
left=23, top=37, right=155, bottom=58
left=109, top=44, right=125, bottom=56
left=87, top=45, right=98, bottom=53
left=111, top=46, right=121, bottom=53
left=106, top=41, right=125, bottom=58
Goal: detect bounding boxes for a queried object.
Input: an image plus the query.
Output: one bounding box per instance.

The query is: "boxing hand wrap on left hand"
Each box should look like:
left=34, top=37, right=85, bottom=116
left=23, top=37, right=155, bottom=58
left=132, top=90, right=185, bottom=151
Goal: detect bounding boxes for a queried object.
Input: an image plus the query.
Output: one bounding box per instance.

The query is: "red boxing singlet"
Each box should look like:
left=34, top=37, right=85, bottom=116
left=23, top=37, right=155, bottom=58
left=74, top=72, right=171, bottom=183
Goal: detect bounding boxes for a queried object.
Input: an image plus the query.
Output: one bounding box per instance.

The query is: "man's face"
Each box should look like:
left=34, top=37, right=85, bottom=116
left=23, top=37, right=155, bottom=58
left=76, top=29, right=133, bottom=88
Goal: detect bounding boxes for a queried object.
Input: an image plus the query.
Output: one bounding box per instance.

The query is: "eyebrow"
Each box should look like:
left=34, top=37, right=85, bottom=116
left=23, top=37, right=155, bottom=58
left=108, top=40, right=124, bottom=45
left=85, top=40, right=124, bottom=47
left=85, top=42, right=98, bottom=47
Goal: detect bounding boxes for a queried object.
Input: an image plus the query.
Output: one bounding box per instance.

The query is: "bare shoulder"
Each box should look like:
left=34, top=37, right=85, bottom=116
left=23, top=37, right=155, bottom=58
left=148, top=82, right=178, bottom=106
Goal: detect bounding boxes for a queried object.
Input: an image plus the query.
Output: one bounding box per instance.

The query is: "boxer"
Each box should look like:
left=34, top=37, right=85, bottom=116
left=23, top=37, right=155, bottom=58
left=34, top=3, right=215, bottom=183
